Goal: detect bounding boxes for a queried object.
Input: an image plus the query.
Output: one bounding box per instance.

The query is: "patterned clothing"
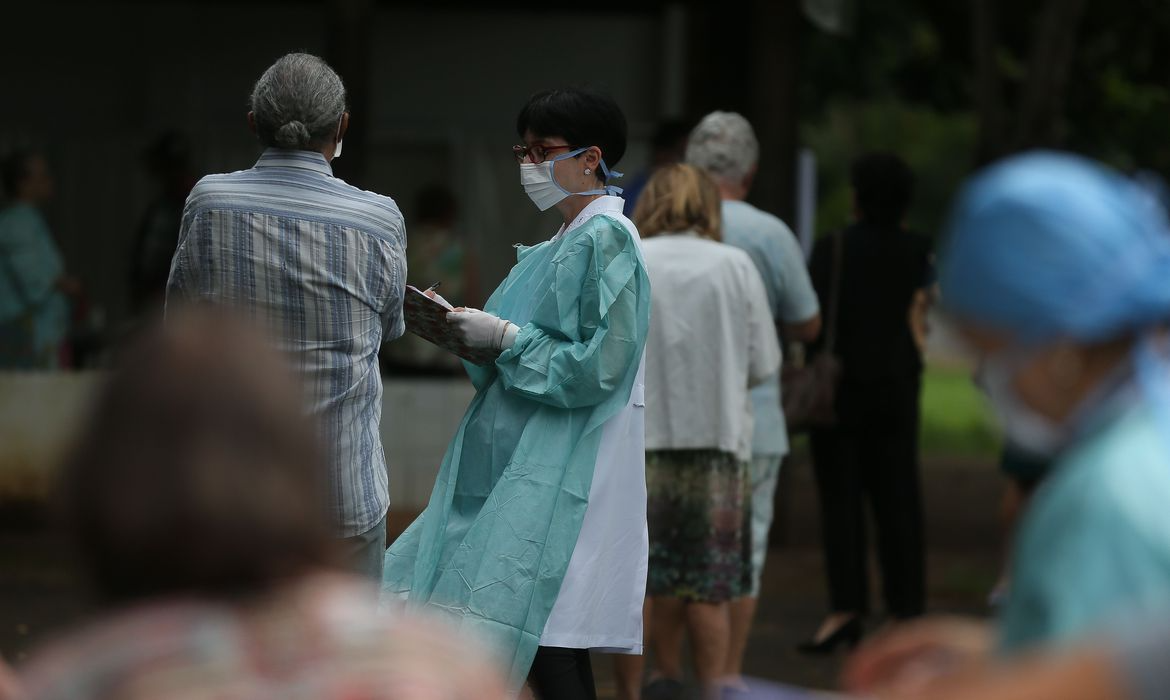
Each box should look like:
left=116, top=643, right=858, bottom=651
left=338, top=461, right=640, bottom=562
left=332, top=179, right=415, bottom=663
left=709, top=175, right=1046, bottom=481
left=17, top=575, right=506, bottom=700
left=167, top=149, right=407, bottom=537
left=646, top=449, right=751, bottom=603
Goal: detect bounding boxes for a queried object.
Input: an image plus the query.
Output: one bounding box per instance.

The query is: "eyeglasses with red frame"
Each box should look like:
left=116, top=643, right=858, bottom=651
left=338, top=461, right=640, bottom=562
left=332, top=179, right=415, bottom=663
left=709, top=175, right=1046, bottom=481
left=512, top=143, right=579, bottom=164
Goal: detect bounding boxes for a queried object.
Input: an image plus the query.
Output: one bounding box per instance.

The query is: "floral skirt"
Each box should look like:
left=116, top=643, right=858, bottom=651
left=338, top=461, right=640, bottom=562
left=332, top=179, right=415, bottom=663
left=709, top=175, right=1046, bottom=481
left=646, top=449, right=751, bottom=603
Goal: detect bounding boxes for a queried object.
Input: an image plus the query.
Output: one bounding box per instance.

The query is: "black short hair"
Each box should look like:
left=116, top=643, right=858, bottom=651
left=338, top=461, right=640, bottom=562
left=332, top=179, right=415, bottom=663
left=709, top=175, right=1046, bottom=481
left=1, top=149, right=38, bottom=198
left=516, top=88, right=628, bottom=183
left=851, top=152, right=915, bottom=227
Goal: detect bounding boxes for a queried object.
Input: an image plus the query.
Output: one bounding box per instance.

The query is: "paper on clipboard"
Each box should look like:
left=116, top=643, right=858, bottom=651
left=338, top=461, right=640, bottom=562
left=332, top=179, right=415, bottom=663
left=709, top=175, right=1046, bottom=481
left=402, top=285, right=501, bottom=366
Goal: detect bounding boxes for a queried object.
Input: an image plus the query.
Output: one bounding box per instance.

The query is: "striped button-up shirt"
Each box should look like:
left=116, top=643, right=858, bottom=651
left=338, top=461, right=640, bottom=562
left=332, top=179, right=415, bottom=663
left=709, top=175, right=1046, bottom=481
left=167, top=148, right=407, bottom=537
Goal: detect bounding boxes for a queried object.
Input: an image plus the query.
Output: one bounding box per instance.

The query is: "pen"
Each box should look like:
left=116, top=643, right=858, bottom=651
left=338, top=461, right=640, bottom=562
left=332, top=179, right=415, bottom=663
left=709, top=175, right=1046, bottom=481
left=425, top=281, right=442, bottom=293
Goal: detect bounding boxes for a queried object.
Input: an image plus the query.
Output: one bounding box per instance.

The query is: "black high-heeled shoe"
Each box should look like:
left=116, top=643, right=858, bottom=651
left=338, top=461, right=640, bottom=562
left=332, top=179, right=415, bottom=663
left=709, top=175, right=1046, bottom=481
left=796, top=616, right=863, bottom=655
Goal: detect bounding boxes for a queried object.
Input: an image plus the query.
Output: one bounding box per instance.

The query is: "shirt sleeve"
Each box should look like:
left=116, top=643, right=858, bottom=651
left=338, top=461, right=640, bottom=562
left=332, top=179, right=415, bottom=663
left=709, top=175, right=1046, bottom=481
left=380, top=239, right=407, bottom=344
left=745, top=261, right=782, bottom=387
left=773, top=226, right=820, bottom=323
left=493, top=220, right=649, bottom=410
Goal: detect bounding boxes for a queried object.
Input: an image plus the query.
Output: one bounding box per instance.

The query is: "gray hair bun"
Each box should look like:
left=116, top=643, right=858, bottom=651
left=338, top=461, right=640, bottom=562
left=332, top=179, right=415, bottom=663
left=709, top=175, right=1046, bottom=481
left=274, top=121, right=312, bottom=149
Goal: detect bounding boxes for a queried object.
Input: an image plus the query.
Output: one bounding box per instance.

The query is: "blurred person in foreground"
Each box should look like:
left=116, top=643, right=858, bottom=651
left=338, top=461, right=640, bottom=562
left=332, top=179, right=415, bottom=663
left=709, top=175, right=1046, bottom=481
left=801, top=153, right=933, bottom=653
left=383, top=87, right=650, bottom=699
left=616, top=163, right=779, bottom=700
left=14, top=312, right=508, bottom=700
left=166, top=53, right=407, bottom=579
left=129, top=131, right=197, bottom=316
left=0, top=149, right=79, bottom=369
left=686, top=111, right=822, bottom=684
left=844, top=152, right=1170, bottom=696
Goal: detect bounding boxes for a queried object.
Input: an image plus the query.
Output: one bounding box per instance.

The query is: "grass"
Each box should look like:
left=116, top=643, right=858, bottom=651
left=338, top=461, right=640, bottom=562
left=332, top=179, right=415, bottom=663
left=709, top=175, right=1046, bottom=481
left=919, top=364, right=1001, bottom=459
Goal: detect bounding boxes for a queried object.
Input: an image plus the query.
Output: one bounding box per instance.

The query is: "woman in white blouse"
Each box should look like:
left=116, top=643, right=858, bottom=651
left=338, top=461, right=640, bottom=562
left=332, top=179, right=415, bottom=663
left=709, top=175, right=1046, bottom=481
left=622, top=163, right=780, bottom=698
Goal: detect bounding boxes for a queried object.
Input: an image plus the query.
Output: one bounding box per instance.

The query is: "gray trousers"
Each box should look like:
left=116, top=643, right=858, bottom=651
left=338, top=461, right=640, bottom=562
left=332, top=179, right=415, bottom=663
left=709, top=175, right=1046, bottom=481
left=338, top=513, right=388, bottom=581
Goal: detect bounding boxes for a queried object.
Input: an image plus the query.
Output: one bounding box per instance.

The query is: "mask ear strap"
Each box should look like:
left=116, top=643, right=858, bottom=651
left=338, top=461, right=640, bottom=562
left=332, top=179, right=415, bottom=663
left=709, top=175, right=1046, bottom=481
left=597, top=158, right=624, bottom=196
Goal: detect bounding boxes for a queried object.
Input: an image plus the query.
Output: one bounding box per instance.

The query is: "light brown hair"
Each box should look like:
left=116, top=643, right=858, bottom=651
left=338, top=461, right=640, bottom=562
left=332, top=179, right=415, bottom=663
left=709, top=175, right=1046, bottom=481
left=633, top=163, right=722, bottom=241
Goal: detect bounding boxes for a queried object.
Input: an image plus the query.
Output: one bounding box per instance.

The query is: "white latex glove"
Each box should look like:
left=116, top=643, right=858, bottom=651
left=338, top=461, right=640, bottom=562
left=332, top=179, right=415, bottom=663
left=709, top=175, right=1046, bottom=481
left=446, top=308, right=519, bottom=351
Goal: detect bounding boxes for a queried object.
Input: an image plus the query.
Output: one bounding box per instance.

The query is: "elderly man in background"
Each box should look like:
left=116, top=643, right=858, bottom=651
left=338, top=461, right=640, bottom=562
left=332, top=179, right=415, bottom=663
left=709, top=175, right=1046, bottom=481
left=686, top=111, right=822, bottom=689
left=166, top=52, right=407, bottom=580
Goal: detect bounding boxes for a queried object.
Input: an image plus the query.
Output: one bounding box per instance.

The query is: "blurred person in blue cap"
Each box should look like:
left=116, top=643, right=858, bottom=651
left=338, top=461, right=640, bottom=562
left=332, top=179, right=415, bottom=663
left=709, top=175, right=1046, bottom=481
left=844, top=151, right=1170, bottom=697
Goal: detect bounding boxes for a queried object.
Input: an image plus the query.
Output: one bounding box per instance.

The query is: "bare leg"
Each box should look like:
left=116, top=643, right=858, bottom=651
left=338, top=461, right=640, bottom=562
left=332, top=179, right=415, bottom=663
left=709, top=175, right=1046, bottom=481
left=685, top=601, right=731, bottom=694
left=725, top=595, right=757, bottom=684
left=614, top=599, right=652, bottom=700
left=650, top=596, right=687, bottom=681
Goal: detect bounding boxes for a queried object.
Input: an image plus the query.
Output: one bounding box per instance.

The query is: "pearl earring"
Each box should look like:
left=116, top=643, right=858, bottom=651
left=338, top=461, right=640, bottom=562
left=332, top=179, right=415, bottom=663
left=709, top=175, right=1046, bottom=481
left=584, top=168, right=592, bottom=175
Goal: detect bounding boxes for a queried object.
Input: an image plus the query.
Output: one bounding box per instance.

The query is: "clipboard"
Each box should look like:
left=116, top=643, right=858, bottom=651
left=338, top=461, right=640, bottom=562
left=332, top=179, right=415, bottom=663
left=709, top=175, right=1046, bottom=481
left=402, top=285, right=501, bottom=366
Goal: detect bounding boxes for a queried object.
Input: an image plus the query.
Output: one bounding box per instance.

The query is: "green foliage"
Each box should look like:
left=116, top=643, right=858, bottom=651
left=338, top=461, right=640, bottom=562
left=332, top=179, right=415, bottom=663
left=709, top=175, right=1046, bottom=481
left=802, top=100, right=976, bottom=239
left=919, top=364, right=1001, bottom=459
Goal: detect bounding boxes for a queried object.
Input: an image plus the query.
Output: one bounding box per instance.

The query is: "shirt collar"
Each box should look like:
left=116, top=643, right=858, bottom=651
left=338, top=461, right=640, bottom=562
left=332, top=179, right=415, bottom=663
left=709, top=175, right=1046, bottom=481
left=556, top=195, right=626, bottom=239
left=253, top=148, right=334, bottom=176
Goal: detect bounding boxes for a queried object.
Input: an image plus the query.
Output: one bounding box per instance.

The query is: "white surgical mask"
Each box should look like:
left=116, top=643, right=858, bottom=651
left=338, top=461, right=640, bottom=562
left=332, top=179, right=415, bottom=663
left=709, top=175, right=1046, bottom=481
left=520, top=159, right=570, bottom=211
left=976, top=350, right=1069, bottom=458
left=519, top=147, right=624, bottom=211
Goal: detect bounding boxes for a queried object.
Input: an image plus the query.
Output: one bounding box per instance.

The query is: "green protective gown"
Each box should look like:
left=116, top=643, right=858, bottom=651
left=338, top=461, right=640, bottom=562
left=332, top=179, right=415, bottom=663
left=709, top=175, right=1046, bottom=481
left=382, top=212, right=651, bottom=687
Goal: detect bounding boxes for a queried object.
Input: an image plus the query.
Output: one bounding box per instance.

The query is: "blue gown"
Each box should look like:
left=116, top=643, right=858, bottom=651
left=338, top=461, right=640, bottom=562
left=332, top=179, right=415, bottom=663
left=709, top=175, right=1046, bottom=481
left=383, top=211, right=651, bottom=686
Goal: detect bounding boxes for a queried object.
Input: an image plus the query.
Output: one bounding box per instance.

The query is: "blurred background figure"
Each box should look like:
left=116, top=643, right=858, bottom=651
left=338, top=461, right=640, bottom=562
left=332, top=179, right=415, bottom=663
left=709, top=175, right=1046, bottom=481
left=686, top=111, right=822, bottom=688
left=844, top=152, right=1170, bottom=697
left=626, top=163, right=780, bottom=700
left=801, top=152, right=932, bottom=653
left=621, top=119, right=692, bottom=217
left=12, top=311, right=509, bottom=700
left=166, top=53, right=407, bottom=580
left=382, top=183, right=479, bottom=375
left=0, top=149, right=79, bottom=369
left=128, top=131, right=196, bottom=317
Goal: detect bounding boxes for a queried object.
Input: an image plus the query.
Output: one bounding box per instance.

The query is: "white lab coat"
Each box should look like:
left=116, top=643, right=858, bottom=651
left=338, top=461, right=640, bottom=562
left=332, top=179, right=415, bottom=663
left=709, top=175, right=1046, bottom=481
left=539, top=196, right=648, bottom=654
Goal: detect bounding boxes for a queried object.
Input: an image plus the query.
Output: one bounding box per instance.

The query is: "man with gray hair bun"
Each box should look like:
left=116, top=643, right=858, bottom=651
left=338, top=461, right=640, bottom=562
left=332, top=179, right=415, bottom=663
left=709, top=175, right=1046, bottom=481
left=686, top=110, right=822, bottom=688
left=166, top=53, right=407, bottom=581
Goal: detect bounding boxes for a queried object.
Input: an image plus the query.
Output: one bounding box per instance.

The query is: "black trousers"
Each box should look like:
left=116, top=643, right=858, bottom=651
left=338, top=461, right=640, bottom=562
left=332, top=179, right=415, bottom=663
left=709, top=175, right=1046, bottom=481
left=529, top=646, right=597, bottom=700
left=808, top=380, right=925, bottom=618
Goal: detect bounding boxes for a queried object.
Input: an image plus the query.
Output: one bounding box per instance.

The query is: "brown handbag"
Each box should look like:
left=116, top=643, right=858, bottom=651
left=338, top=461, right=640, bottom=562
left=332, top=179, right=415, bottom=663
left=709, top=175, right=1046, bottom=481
left=782, top=231, right=844, bottom=433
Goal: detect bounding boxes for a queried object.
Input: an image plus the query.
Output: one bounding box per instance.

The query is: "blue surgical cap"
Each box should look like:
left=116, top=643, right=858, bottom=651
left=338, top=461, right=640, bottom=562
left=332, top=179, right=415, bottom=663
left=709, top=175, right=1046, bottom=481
left=940, top=151, right=1170, bottom=343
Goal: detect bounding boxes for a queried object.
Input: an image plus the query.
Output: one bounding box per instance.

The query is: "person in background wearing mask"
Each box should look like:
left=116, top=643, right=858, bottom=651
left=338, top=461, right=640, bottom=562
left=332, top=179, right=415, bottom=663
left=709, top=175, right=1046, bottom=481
left=166, top=53, right=407, bottom=581
left=384, top=87, right=651, bottom=700
left=0, top=150, right=79, bottom=369
left=844, top=152, right=1170, bottom=696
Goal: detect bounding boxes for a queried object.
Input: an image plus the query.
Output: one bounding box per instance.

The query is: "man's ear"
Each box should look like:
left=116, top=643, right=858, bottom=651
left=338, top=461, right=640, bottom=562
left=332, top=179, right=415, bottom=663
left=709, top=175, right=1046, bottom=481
left=247, top=111, right=257, bottom=136
left=338, top=112, right=350, bottom=142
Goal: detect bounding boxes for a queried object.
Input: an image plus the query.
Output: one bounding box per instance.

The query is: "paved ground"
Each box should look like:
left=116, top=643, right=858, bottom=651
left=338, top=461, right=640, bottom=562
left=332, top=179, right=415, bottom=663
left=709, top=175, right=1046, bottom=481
left=0, top=449, right=1003, bottom=695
